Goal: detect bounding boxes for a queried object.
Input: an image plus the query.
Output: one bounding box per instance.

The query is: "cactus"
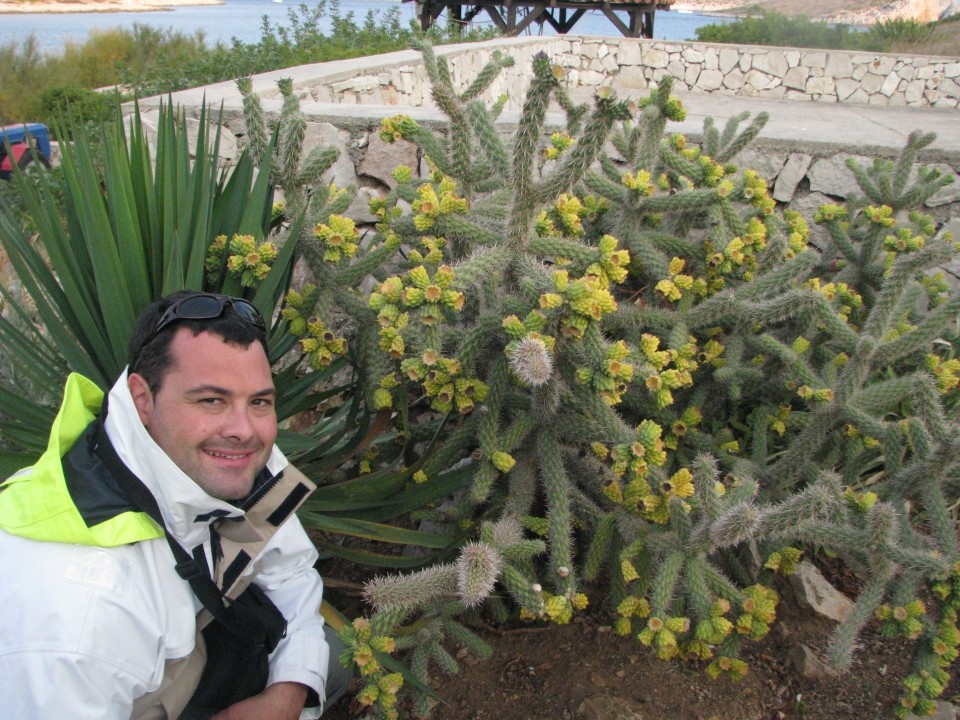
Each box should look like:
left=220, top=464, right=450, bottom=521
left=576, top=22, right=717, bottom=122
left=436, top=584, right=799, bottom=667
left=238, top=43, right=959, bottom=717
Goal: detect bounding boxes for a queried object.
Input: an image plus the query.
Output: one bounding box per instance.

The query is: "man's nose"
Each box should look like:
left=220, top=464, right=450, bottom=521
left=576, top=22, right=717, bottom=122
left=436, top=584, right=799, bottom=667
left=221, top=404, right=257, bottom=441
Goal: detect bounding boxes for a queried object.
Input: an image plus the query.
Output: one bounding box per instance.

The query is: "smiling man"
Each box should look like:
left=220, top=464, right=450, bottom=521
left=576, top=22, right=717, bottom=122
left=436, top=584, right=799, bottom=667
left=0, top=290, right=350, bottom=719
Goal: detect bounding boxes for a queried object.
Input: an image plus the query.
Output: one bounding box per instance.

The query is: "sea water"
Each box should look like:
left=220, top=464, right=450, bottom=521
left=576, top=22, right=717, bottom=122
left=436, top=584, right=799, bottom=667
left=0, top=0, right=725, bottom=54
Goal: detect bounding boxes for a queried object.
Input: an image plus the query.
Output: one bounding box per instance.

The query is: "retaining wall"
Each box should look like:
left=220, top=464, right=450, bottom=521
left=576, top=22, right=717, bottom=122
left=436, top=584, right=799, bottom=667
left=312, top=37, right=960, bottom=110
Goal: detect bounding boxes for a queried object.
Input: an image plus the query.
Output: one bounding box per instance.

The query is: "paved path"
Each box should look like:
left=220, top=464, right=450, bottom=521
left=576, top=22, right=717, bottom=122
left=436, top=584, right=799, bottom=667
left=638, top=88, right=958, bottom=163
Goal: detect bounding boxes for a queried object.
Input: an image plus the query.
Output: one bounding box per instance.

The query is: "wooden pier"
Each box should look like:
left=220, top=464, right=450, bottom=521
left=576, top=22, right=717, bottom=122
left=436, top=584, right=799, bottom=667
left=406, top=0, right=676, bottom=39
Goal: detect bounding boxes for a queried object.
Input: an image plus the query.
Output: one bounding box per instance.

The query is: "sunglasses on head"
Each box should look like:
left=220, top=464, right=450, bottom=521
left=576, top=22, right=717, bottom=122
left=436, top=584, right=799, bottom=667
left=131, top=292, right=266, bottom=371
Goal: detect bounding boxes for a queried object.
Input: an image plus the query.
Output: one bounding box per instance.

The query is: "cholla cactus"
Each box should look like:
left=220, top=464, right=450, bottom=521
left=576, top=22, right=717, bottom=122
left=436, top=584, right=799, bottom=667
left=362, top=47, right=958, bottom=704
left=356, top=519, right=545, bottom=716
left=239, top=41, right=959, bottom=717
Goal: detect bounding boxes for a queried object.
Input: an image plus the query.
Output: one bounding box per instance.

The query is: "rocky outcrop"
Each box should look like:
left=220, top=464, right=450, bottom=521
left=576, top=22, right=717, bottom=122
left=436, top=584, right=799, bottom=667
left=827, top=0, right=947, bottom=25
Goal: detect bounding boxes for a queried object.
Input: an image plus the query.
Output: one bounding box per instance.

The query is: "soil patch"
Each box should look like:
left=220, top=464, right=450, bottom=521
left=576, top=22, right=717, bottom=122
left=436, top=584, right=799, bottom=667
left=322, top=578, right=960, bottom=720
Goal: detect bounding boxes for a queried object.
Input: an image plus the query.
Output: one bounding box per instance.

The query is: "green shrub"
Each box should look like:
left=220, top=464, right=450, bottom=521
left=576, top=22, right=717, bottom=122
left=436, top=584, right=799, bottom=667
left=695, top=10, right=884, bottom=51
left=694, top=9, right=955, bottom=55
left=868, top=17, right=935, bottom=44
left=0, top=2, right=498, bottom=125
left=37, top=85, right=119, bottom=135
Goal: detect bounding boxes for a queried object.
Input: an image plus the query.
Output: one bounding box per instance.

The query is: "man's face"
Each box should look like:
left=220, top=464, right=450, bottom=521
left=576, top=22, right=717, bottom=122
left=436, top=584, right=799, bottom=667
left=128, top=328, right=277, bottom=501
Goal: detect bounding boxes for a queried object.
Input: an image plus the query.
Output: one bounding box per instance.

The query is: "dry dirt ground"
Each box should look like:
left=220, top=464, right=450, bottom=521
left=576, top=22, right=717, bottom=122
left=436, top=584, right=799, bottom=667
left=320, top=565, right=960, bottom=720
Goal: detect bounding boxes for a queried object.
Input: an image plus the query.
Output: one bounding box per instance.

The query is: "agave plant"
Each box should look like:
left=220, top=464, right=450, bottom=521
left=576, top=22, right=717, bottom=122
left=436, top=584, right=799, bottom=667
left=0, top=101, right=308, bottom=473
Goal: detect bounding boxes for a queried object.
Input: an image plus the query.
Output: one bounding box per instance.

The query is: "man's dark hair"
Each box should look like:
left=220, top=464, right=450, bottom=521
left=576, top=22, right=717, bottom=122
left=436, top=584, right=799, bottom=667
left=127, top=290, right=269, bottom=393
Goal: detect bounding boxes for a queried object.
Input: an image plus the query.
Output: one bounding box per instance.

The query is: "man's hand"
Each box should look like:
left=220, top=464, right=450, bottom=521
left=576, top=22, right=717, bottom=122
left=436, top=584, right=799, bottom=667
left=211, top=681, right=309, bottom=720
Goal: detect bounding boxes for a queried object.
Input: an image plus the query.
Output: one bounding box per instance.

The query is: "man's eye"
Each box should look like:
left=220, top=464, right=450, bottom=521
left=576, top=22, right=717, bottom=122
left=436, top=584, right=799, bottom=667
left=200, top=397, right=224, bottom=405
left=252, top=398, right=274, bottom=408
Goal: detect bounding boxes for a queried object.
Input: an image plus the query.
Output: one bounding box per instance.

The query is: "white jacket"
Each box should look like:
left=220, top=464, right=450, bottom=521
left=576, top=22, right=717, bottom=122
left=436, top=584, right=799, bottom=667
left=0, top=372, right=329, bottom=718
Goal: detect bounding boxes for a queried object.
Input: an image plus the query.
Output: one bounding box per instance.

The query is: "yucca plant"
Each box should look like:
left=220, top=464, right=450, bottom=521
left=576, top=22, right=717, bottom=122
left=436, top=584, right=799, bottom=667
left=0, top=101, right=316, bottom=474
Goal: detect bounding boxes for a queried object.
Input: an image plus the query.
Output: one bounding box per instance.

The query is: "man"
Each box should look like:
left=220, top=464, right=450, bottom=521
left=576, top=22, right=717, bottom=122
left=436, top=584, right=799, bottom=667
left=0, top=290, right=349, bottom=719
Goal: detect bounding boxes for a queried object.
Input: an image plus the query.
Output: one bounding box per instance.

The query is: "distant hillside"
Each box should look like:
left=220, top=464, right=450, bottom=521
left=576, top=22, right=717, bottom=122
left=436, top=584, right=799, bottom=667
left=0, top=0, right=220, bottom=15
left=674, top=0, right=953, bottom=24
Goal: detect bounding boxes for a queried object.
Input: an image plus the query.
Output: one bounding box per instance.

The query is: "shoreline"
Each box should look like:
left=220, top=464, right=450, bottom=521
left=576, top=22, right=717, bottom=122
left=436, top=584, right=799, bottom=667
left=0, top=0, right=222, bottom=14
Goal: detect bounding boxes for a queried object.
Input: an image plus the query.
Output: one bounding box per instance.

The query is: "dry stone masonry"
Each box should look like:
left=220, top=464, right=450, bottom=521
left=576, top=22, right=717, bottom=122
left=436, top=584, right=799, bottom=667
left=311, top=37, right=959, bottom=110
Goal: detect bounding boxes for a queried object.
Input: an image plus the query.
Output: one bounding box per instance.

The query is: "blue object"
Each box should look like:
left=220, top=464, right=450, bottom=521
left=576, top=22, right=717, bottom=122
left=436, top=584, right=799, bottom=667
left=0, top=123, right=52, bottom=160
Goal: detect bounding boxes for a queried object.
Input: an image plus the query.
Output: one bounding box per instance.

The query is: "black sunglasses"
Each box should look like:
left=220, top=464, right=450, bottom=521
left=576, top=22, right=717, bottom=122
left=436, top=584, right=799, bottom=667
left=131, top=293, right=266, bottom=370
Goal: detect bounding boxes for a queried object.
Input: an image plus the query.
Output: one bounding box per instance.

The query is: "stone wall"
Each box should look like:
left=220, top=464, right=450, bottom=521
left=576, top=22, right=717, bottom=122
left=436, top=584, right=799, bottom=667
left=313, top=37, right=959, bottom=110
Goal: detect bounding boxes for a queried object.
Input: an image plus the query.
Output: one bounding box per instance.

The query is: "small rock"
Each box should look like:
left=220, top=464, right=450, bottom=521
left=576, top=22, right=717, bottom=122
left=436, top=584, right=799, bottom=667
left=578, top=694, right=645, bottom=720
left=773, top=152, right=813, bottom=203
left=808, top=154, right=869, bottom=198
left=735, top=148, right=786, bottom=182
left=789, top=560, right=854, bottom=622
left=358, top=131, right=418, bottom=189
left=788, top=643, right=839, bottom=681
left=301, top=122, right=356, bottom=188
left=925, top=163, right=960, bottom=207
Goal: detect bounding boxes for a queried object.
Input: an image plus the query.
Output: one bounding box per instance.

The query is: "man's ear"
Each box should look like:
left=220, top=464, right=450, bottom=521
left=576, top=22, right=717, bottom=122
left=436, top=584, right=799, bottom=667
left=127, top=373, right=155, bottom=425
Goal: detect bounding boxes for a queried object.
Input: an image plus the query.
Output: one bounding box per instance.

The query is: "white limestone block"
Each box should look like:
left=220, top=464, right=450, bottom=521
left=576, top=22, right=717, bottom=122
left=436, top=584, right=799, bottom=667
left=868, top=56, right=896, bottom=75
left=718, top=47, right=739, bottom=74
left=848, top=88, right=870, bottom=104
left=704, top=46, right=720, bottom=71
left=940, top=77, right=960, bottom=97
left=753, top=50, right=789, bottom=77
left=667, top=60, right=687, bottom=79
left=880, top=72, right=901, bottom=96
left=808, top=154, right=867, bottom=198
left=805, top=76, right=836, bottom=95
left=618, top=41, right=643, bottom=65
left=783, top=66, right=810, bottom=90
left=580, top=70, right=605, bottom=86
left=835, top=77, right=860, bottom=101
left=301, top=123, right=355, bottom=186
left=860, top=73, right=884, bottom=94
left=643, top=48, right=669, bottom=69
left=801, top=52, right=827, bottom=69
left=825, top=53, right=854, bottom=78
left=696, top=69, right=724, bottom=91
left=745, top=69, right=774, bottom=90
left=723, top=68, right=746, bottom=90
left=773, top=152, right=812, bottom=202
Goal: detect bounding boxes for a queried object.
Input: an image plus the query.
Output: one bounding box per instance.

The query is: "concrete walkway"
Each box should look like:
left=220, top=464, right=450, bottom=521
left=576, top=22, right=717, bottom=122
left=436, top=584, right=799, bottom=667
left=562, top=85, right=960, bottom=164
left=669, top=89, right=960, bottom=163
